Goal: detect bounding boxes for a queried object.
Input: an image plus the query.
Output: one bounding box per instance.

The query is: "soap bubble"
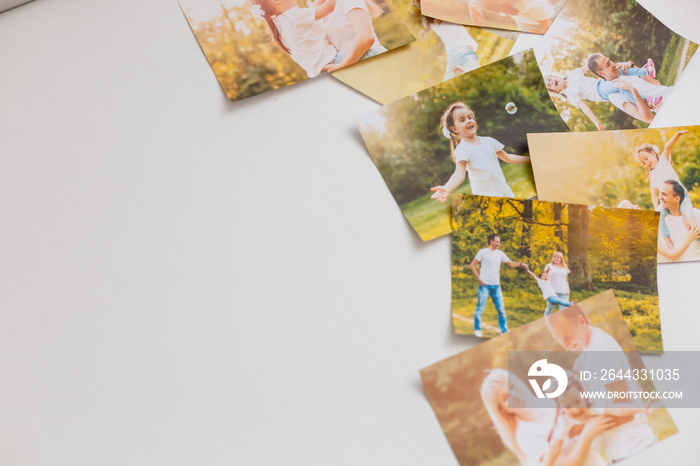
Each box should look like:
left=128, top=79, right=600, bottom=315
left=505, top=102, right=517, bottom=114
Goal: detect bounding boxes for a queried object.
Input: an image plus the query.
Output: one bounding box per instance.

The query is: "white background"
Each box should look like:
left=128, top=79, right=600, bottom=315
left=1, top=0, right=699, bottom=464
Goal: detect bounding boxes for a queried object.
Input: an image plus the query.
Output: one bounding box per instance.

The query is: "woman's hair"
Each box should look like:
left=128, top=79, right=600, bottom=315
left=251, top=0, right=291, bottom=54
left=440, top=102, right=475, bottom=162
left=634, top=143, right=660, bottom=182
left=363, top=0, right=384, bottom=18
left=480, top=369, right=528, bottom=463
left=551, top=251, right=570, bottom=272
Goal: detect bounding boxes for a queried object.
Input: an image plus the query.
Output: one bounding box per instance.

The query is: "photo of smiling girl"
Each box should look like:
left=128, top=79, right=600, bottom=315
left=430, top=102, right=531, bottom=202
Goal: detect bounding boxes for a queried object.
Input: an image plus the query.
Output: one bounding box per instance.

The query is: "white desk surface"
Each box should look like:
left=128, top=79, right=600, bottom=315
left=1, top=0, right=699, bottom=464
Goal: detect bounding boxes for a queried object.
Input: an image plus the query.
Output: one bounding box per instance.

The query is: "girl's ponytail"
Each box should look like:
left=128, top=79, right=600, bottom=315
left=440, top=102, right=473, bottom=162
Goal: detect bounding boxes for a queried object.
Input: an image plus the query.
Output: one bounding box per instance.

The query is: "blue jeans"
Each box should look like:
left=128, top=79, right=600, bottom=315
left=444, top=46, right=479, bottom=81
left=544, top=293, right=571, bottom=316
left=596, top=80, right=636, bottom=103
left=474, top=285, right=507, bottom=333
left=620, top=67, right=647, bottom=78
left=660, top=189, right=694, bottom=238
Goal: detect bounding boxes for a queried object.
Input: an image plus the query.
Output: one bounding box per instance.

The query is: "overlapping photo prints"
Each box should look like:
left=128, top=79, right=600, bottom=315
left=421, top=291, right=676, bottom=466
left=420, top=0, right=568, bottom=34
left=357, top=50, right=569, bottom=241
left=528, top=126, right=700, bottom=264
left=332, top=0, right=516, bottom=103
left=534, top=0, right=697, bottom=132
left=451, top=194, right=662, bottom=352
left=179, top=0, right=414, bottom=101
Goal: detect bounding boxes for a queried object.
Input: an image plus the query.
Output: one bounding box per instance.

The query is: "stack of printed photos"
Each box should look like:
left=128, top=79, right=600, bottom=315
left=180, top=0, right=698, bottom=464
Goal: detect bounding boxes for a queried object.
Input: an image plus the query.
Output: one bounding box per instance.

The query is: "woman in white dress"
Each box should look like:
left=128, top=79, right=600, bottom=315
left=543, top=251, right=570, bottom=316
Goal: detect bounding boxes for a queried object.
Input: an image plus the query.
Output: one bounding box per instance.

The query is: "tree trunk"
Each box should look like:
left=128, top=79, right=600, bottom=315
left=627, top=212, right=655, bottom=286
left=568, top=204, right=592, bottom=289
left=553, top=203, right=564, bottom=244
left=520, top=200, right=533, bottom=259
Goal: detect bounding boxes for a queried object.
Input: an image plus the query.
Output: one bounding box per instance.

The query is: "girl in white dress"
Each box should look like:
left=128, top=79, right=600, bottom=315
left=430, top=102, right=530, bottom=202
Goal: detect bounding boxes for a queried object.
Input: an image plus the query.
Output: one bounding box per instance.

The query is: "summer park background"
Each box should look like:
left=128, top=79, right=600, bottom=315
left=357, top=50, right=569, bottom=241
left=535, top=0, right=698, bottom=132
left=179, top=0, right=414, bottom=101
left=450, top=195, right=661, bottom=352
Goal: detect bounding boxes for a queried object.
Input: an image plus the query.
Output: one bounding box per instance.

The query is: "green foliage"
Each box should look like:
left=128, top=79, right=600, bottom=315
left=181, top=0, right=413, bottom=101
left=450, top=197, right=660, bottom=351
left=536, top=0, right=697, bottom=131
left=358, top=51, right=569, bottom=240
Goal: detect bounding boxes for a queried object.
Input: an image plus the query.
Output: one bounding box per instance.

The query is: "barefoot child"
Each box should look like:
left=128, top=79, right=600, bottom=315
left=545, top=59, right=659, bottom=131
left=430, top=102, right=530, bottom=202
left=523, top=265, right=576, bottom=313
left=634, top=130, right=697, bottom=250
left=251, top=0, right=340, bottom=78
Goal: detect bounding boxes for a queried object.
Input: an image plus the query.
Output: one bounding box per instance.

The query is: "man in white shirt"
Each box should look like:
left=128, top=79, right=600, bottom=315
left=587, top=53, right=673, bottom=123
left=658, top=180, right=700, bottom=262
left=545, top=306, right=656, bottom=463
left=469, top=234, right=526, bottom=337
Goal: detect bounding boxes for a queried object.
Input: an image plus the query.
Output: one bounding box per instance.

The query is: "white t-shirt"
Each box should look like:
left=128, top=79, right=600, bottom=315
left=273, top=7, right=338, bottom=78
left=429, top=22, right=478, bottom=52
left=660, top=209, right=700, bottom=262
left=649, top=156, right=681, bottom=192
left=474, top=247, right=511, bottom=286
left=324, top=0, right=382, bottom=53
left=454, top=137, right=514, bottom=197
left=573, top=327, right=654, bottom=462
left=546, top=263, right=570, bottom=294
left=514, top=419, right=552, bottom=464
left=608, top=76, right=673, bottom=111
left=511, top=0, right=556, bottom=25
left=562, top=68, right=604, bottom=107
left=536, top=278, right=556, bottom=300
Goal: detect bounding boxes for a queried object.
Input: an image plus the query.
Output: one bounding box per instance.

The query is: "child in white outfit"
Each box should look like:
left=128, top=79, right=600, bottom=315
left=252, top=0, right=340, bottom=78
left=430, top=102, right=530, bottom=202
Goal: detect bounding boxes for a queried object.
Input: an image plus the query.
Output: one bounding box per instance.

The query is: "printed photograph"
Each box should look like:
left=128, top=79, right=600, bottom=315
left=528, top=126, right=700, bottom=264
left=179, top=0, right=415, bottom=101
left=332, top=0, right=515, bottom=103
left=356, top=50, right=569, bottom=241
left=420, top=0, right=567, bottom=34
left=534, top=0, right=698, bottom=131
left=451, top=195, right=661, bottom=352
left=420, top=291, right=677, bottom=466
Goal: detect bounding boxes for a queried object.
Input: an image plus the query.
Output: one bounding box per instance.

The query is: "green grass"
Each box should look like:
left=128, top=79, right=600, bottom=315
left=658, top=36, right=698, bottom=84
left=451, top=275, right=662, bottom=352
left=399, top=163, right=537, bottom=241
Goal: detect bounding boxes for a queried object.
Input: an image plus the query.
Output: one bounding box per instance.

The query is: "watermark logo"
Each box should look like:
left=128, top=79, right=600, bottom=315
left=528, top=359, right=568, bottom=399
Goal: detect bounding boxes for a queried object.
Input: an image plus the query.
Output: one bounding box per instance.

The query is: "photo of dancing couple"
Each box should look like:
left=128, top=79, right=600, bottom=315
left=528, top=126, right=700, bottom=264
left=179, top=0, right=414, bottom=101
left=356, top=50, right=569, bottom=241
left=419, top=0, right=568, bottom=34
left=534, top=0, right=697, bottom=132
left=332, top=0, right=516, bottom=104
left=421, top=291, right=677, bottom=466
left=451, top=194, right=662, bottom=352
